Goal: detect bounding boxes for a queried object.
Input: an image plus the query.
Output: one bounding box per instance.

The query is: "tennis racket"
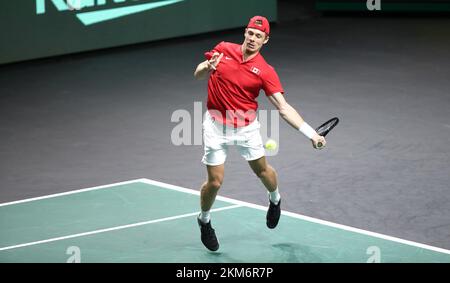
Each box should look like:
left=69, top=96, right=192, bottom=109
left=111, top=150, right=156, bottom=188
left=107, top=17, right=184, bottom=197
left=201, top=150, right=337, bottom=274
left=315, top=117, right=339, bottom=148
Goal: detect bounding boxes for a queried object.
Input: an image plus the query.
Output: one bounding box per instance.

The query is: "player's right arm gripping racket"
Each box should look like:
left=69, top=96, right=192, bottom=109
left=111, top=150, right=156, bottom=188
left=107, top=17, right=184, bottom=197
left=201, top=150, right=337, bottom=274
left=315, top=117, right=339, bottom=148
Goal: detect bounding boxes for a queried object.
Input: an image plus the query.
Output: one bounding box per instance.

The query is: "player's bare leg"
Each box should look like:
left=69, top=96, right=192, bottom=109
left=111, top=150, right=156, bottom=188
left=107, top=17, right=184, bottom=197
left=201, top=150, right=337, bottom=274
left=248, top=156, right=281, bottom=229
left=248, top=156, right=277, bottom=192
left=197, top=164, right=224, bottom=251
left=200, top=164, right=224, bottom=212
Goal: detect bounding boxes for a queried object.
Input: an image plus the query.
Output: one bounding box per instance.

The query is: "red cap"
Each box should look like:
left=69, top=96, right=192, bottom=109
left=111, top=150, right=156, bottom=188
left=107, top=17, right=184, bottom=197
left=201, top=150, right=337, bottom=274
left=246, top=16, right=270, bottom=36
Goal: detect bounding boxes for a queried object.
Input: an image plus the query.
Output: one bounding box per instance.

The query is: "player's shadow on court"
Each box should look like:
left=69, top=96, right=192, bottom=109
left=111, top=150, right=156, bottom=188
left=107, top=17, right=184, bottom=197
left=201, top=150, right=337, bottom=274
left=200, top=243, right=324, bottom=263
left=272, top=243, right=323, bottom=263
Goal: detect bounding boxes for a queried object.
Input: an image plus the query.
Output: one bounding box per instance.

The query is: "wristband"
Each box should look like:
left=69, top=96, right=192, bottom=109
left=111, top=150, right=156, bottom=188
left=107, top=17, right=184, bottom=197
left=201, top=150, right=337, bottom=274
left=299, top=122, right=317, bottom=139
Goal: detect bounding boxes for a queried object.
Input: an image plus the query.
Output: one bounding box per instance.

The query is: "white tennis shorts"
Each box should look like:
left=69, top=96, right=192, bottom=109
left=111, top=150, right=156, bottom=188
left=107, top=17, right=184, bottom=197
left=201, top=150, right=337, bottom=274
left=201, top=111, right=265, bottom=166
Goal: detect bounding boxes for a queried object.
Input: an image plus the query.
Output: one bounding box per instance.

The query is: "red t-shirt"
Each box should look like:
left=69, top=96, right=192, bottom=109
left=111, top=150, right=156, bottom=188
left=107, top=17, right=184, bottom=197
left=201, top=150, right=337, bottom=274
left=204, top=41, right=284, bottom=127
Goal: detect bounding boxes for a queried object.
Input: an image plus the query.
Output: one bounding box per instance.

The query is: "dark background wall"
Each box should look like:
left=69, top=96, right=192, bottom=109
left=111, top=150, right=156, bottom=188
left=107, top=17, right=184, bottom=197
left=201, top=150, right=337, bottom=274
left=0, top=0, right=277, bottom=64
left=2, top=0, right=448, bottom=65
left=316, top=0, right=450, bottom=12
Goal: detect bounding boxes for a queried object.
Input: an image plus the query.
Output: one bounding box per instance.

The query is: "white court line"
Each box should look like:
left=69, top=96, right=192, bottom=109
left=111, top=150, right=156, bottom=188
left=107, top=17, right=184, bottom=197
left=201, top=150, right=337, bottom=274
left=0, top=179, right=148, bottom=207
left=1, top=178, right=450, bottom=255
left=140, top=178, right=450, bottom=256
left=0, top=204, right=241, bottom=251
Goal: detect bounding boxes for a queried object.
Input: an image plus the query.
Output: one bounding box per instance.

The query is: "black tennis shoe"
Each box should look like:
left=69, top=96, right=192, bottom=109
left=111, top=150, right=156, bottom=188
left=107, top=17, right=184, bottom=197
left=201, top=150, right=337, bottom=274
left=197, top=218, right=219, bottom=251
left=266, top=199, right=281, bottom=229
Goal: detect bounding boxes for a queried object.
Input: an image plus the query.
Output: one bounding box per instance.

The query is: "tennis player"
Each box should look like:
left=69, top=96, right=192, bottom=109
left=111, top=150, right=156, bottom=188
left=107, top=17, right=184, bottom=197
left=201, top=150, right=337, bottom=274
left=194, top=16, right=326, bottom=251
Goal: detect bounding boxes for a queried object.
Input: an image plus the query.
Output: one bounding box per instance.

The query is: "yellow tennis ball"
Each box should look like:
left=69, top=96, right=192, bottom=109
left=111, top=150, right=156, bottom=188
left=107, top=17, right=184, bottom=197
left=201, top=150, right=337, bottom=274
left=265, top=139, right=277, bottom=150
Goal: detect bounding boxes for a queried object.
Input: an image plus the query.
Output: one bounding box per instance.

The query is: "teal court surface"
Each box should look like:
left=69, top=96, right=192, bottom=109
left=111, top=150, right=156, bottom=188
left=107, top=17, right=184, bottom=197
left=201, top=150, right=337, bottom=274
left=1, top=179, right=449, bottom=263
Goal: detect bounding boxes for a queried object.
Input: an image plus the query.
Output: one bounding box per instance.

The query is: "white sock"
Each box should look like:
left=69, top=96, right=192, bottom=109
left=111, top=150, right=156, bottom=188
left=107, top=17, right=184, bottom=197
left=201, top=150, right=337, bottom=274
left=268, top=187, right=281, bottom=205
left=198, top=210, right=211, bottom=224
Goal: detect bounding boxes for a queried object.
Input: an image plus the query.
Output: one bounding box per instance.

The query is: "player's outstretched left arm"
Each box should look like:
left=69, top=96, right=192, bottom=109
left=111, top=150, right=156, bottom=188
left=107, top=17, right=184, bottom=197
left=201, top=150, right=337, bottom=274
left=268, top=92, right=326, bottom=149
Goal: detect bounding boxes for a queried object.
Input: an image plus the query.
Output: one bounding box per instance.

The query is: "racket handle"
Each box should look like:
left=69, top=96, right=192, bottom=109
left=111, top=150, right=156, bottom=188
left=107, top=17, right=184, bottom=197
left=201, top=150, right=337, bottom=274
left=317, top=142, right=323, bottom=148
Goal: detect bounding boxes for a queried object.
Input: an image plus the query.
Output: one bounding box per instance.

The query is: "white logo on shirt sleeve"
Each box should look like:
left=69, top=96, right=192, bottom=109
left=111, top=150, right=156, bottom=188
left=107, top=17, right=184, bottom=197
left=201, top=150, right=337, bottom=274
left=251, top=67, right=261, bottom=75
